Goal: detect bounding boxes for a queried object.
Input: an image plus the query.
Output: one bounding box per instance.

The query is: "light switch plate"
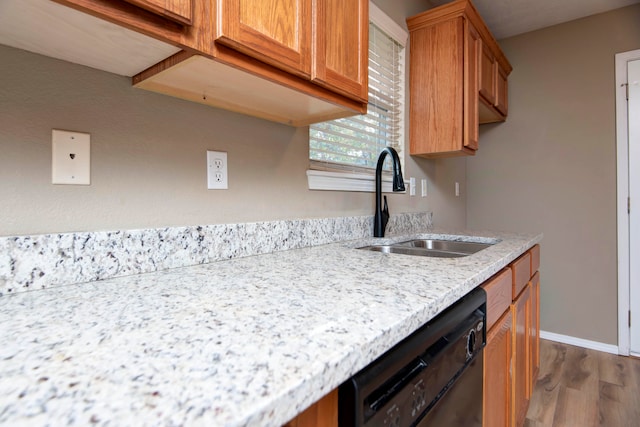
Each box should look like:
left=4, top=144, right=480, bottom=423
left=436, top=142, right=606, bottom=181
left=52, top=129, right=91, bottom=185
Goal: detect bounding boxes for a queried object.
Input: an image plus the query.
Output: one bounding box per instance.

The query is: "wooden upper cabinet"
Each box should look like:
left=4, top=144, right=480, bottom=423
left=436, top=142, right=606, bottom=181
left=312, top=0, right=368, bottom=102
left=216, top=0, right=367, bottom=100
left=407, top=15, right=480, bottom=157
left=408, top=17, right=466, bottom=157
left=53, top=0, right=368, bottom=125
left=122, top=0, right=193, bottom=25
left=216, top=0, right=312, bottom=78
left=407, top=0, right=511, bottom=158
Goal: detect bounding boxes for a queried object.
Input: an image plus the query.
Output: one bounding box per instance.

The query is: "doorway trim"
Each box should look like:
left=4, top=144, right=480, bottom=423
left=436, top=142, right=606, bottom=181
left=616, top=49, right=640, bottom=356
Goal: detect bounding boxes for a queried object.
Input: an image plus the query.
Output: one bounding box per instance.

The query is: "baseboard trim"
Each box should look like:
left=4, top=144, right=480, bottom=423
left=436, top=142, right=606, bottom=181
left=540, top=330, right=619, bottom=355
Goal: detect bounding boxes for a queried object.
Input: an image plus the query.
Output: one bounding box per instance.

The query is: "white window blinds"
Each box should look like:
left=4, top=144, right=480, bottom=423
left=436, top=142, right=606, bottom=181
left=309, top=20, right=405, bottom=173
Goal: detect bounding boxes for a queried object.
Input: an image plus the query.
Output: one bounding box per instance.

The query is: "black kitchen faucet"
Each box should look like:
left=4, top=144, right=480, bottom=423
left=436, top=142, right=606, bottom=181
left=373, top=147, right=405, bottom=237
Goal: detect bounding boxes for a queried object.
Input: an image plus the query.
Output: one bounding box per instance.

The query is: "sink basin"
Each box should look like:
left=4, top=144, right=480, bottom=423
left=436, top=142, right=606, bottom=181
left=396, top=239, right=493, bottom=253
left=358, top=239, right=494, bottom=258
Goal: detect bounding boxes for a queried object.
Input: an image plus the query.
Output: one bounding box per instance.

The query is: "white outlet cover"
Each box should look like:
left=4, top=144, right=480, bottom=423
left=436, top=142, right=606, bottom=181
left=207, top=150, right=228, bottom=190
left=52, top=129, right=90, bottom=185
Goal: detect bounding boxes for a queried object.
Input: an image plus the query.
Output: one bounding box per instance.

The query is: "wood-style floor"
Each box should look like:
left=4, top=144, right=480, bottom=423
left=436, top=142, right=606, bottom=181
left=525, top=339, right=640, bottom=427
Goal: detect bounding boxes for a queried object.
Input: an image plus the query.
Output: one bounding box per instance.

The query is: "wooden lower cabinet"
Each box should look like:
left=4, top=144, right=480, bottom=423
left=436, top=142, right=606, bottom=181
left=483, top=309, right=513, bottom=427
left=483, top=245, right=540, bottom=427
left=283, top=389, right=338, bottom=427
left=512, top=284, right=531, bottom=427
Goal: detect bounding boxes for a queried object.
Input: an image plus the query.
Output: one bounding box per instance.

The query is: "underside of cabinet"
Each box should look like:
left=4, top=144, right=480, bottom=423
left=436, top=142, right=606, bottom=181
left=133, top=51, right=366, bottom=126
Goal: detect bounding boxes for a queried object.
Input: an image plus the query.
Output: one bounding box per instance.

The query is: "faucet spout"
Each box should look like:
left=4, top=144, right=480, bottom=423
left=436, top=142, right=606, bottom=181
left=374, top=147, right=405, bottom=237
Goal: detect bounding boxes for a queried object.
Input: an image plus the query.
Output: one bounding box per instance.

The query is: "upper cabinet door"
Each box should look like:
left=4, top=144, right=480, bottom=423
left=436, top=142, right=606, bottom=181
left=312, top=0, right=368, bottom=102
left=123, top=0, right=193, bottom=25
left=464, top=19, right=480, bottom=151
left=216, top=0, right=312, bottom=78
left=479, top=43, right=496, bottom=105
left=495, top=63, right=508, bottom=116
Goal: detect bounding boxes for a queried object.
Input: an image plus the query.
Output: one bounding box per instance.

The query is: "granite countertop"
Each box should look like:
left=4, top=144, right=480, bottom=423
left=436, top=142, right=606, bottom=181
left=0, top=229, right=542, bottom=426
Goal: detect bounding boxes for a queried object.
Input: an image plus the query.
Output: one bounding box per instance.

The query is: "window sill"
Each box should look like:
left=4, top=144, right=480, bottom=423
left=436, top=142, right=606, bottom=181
left=307, top=170, right=397, bottom=193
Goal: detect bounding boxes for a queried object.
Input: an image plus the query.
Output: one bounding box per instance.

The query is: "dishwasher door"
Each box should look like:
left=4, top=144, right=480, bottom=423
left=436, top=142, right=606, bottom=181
left=416, top=353, right=483, bottom=426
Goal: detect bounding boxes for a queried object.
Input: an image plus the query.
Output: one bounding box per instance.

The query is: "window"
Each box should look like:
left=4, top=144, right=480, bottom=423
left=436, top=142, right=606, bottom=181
left=307, top=2, right=408, bottom=192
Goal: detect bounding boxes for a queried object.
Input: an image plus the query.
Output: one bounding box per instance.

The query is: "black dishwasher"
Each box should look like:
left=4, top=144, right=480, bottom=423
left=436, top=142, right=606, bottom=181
left=339, top=288, right=486, bottom=427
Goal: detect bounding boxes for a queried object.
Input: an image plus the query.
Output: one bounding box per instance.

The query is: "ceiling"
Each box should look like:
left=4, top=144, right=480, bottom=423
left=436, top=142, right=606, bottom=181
left=428, top=0, right=640, bottom=39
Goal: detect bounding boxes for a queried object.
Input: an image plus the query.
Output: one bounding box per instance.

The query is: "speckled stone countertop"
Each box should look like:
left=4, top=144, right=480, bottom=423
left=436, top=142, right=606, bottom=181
left=0, top=229, right=541, bottom=427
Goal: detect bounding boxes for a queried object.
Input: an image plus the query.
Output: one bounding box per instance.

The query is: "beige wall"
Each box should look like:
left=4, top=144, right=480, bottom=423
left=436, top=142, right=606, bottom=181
left=467, top=4, right=640, bottom=345
left=0, top=0, right=465, bottom=237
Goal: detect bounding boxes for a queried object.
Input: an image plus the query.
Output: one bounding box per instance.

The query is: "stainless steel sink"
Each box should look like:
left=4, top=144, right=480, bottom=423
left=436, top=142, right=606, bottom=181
left=358, top=239, right=494, bottom=258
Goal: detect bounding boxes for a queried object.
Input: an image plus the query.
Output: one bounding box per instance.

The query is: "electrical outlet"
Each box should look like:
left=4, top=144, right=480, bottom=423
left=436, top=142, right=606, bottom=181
left=421, top=179, right=427, bottom=197
left=409, top=177, right=416, bottom=196
left=207, top=151, right=228, bottom=190
left=455, top=182, right=460, bottom=197
left=52, top=129, right=90, bottom=185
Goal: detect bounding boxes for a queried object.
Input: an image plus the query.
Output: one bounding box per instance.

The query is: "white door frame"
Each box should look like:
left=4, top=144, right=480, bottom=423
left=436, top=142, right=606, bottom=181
left=616, top=49, right=640, bottom=356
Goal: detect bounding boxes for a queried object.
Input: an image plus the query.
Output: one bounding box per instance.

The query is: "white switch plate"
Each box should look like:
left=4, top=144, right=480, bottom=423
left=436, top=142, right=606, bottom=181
left=421, top=179, right=428, bottom=197
left=455, top=181, right=460, bottom=197
left=52, top=129, right=90, bottom=185
left=207, top=150, right=228, bottom=190
left=409, top=177, right=416, bottom=196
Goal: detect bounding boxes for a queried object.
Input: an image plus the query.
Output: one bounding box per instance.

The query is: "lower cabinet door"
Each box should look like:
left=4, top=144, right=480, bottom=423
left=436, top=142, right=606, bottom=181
left=512, top=284, right=531, bottom=427
left=483, top=309, right=513, bottom=427
left=530, top=271, right=540, bottom=390
left=284, top=389, right=338, bottom=427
